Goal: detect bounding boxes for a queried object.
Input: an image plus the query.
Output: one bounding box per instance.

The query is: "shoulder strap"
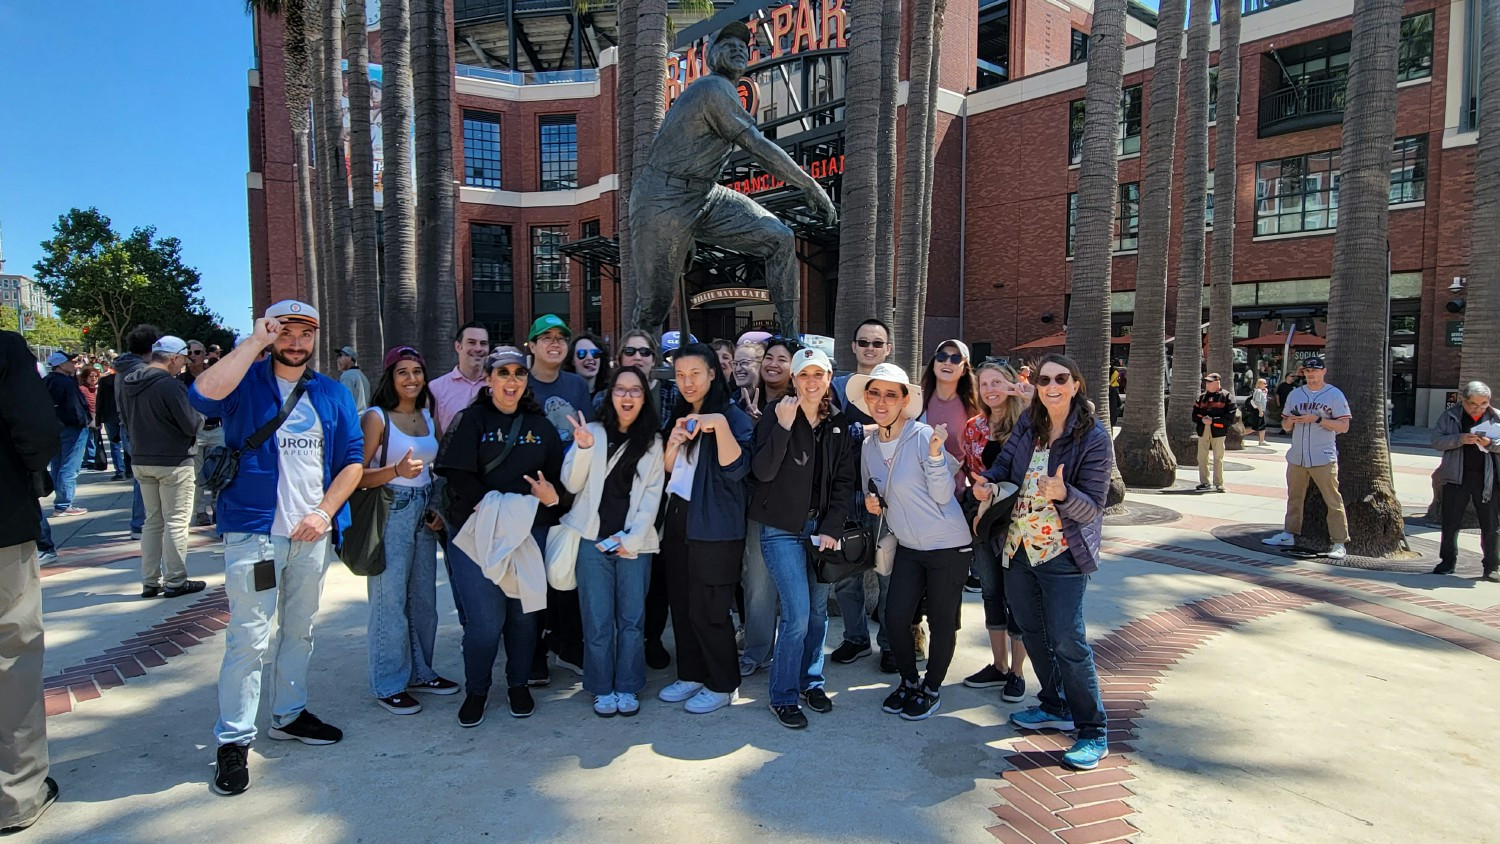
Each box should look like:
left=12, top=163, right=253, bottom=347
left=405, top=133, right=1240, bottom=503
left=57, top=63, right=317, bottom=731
left=479, top=415, right=526, bottom=479
left=378, top=408, right=391, bottom=468
left=245, top=372, right=311, bottom=451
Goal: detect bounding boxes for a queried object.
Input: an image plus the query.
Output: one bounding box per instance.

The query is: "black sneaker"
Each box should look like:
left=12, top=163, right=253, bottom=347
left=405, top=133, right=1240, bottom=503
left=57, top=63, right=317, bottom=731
left=1002, top=671, right=1026, bottom=703
left=458, top=694, right=487, bottom=728
left=141, top=585, right=161, bottom=598
left=212, top=744, right=250, bottom=796
left=830, top=640, right=870, bottom=664
left=163, top=580, right=207, bottom=598
left=407, top=677, right=461, bottom=696
left=1, top=776, right=59, bottom=831
left=377, top=692, right=422, bottom=715
left=878, top=650, right=897, bottom=674
left=508, top=685, right=535, bottom=718
left=267, top=710, right=343, bottom=745
left=801, top=688, right=833, bottom=714
left=1432, top=561, right=1457, bottom=575
left=645, top=639, right=672, bottom=670
left=1195, top=483, right=1213, bottom=491
left=528, top=655, right=551, bottom=687
left=771, top=704, right=809, bottom=729
left=964, top=575, right=982, bottom=593
left=882, top=681, right=917, bottom=714
left=963, top=664, right=1008, bottom=689
left=901, top=685, right=942, bottom=721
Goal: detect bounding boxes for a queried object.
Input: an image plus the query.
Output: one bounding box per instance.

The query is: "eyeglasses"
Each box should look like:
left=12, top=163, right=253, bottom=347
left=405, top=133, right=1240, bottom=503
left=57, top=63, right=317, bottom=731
left=932, top=352, right=965, bottom=365
left=188, top=350, right=206, bottom=357
left=621, top=346, right=654, bottom=358
left=855, top=339, right=887, bottom=349
left=612, top=387, right=645, bottom=398
left=492, top=367, right=529, bottom=380
left=731, top=359, right=758, bottom=369
left=1033, top=373, right=1074, bottom=386
left=575, top=349, right=604, bottom=360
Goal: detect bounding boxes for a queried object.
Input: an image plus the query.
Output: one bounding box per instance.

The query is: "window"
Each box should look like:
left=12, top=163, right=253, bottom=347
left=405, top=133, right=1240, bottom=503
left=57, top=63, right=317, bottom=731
left=1065, top=183, right=1140, bottom=256
left=1244, top=0, right=1303, bottom=14
left=539, top=115, right=578, bottom=192
left=1205, top=171, right=1215, bottom=228
left=1070, top=29, right=1089, bottom=64
left=531, top=225, right=570, bottom=321
left=581, top=220, right=602, bottom=335
left=976, top=0, right=1011, bottom=90
left=1255, top=151, right=1340, bottom=236
left=463, top=112, right=502, bottom=188
left=471, top=223, right=513, bottom=293
left=1389, top=135, right=1427, bottom=204
left=1208, top=68, right=1218, bottom=123
left=1068, top=85, right=1142, bottom=164
left=1398, top=12, right=1434, bottom=83
left=1066, top=193, right=1077, bottom=257
left=1462, top=0, right=1482, bottom=130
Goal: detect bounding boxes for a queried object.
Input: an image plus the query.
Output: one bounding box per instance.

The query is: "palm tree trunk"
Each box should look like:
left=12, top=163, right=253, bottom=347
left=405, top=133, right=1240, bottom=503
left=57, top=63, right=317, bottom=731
left=320, top=0, right=356, bottom=359
left=381, top=0, right=419, bottom=349
left=615, top=5, right=638, bottom=335
left=1115, top=0, right=1185, bottom=488
left=414, top=0, right=456, bottom=368
left=895, top=0, right=937, bottom=376
left=1461, top=0, right=1499, bottom=388
left=914, top=0, right=947, bottom=358
left=1210, top=0, right=1243, bottom=450
left=833, top=0, right=882, bottom=370
left=874, top=0, right=902, bottom=326
left=1165, top=0, right=1211, bottom=464
left=309, top=7, right=336, bottom=367
left=277, top=0, right=323, bottom=367
left=631, top=0, right=670, bottom=333
left=1322, top=0, right=1404, bottom=556
left=346, top=0, right=382, bottom=354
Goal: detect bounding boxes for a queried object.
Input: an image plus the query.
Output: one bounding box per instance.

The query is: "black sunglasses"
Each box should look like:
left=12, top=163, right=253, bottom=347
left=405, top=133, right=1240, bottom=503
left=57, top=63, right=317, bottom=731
left=621, top=346, right=654, bottom=358
left=575, top=349, right=605, bottom=360
left=933, top=352, right=965, bottom=365
left=1034, top=373, right=1074, bottom=386
left=855, top=339, right=887, bottom=348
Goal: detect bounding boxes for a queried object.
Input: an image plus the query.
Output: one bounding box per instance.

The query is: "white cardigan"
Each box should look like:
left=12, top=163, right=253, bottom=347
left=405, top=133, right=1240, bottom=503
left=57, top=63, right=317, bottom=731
left=559, top=422, right=665, bottom=556
left=454, top=492, right=548, bottom=613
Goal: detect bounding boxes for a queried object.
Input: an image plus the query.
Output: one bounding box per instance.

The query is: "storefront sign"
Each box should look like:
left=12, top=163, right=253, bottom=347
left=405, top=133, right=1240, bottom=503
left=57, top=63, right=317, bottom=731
left=1446, top=320, right=1464, bottom=347
left=690, top=287, right=772, bottom=307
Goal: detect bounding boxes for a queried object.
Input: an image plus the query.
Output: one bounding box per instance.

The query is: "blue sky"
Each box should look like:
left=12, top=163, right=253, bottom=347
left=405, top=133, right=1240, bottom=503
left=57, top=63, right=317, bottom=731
left=0, top=0, right=256, bottom=336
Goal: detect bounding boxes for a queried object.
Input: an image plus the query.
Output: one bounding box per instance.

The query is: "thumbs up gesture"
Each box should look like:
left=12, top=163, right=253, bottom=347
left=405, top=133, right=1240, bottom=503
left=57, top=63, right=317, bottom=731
left=1039, top=464, right=1067, bottom=502
left=394, top=447, right=424, bottom=479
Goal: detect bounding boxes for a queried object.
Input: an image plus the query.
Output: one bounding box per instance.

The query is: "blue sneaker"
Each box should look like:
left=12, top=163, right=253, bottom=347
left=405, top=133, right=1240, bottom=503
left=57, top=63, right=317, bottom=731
left=1009, top=705, right=1075, bottom=732
left=1062, top=736, right=1110, bottom=770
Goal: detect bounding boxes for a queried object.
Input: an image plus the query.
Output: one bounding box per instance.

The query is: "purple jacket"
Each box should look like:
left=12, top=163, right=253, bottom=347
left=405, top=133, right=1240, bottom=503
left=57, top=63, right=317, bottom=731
left=983, top=407, right=1113, bottom=573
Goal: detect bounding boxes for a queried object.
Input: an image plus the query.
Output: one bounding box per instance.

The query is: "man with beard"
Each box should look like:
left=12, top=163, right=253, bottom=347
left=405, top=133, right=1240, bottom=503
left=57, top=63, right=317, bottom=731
left=630, top=21, right=837, bottom=336
left=188, top=301, right=364, bottom=797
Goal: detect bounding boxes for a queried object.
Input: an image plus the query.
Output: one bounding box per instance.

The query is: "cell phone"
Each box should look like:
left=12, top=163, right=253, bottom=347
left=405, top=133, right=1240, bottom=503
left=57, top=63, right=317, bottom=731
left=596, top=537, right=621, bottom=555
left=252, top=559, right=276, bottom=592
left=685, top=418, right=699, bottom=435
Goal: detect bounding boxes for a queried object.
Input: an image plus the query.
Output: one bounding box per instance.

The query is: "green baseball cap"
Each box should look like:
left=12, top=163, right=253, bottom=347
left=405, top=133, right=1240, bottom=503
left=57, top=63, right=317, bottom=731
left=527, top=314, right=571, bottom=341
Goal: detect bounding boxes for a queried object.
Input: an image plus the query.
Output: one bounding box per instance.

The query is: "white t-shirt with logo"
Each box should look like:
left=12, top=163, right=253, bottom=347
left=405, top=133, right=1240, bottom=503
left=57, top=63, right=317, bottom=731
left=272, top=377, right=326, bottom=538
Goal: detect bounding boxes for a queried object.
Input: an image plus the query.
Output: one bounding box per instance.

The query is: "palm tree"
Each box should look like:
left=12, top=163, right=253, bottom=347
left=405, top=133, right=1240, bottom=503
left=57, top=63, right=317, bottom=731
left=414, top=0, right=456, bottom=367
left=309, top=4, right=336, bottom=365
left=1209, top=0, right=1242, bottom=449
left=833, top=0, right=883, bottom=369
left=1114, top=0, right=1186, bottom=488
left=1460, top=0, right=1498, bottom=388
left=1323, top=0, right=1405, bottom=555
left=319, top=0, right=356, bottom=351
left=381, top=0, right=419, bottom=349
left=1165, top=0, right=1211, bottom=463
left=615, top=4, right=638, bottom=336
left=346, top=0, right=381, bottom=353
left=894, top=0, right=945, bottom=375
left=874, top=0, right=902, bottom=326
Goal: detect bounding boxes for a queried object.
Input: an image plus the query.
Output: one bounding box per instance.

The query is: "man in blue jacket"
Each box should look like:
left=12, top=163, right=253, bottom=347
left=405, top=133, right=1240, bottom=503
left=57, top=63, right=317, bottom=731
left=42, top=351, right=92, bottom=516
left=188, top=301, right=364, bottom=797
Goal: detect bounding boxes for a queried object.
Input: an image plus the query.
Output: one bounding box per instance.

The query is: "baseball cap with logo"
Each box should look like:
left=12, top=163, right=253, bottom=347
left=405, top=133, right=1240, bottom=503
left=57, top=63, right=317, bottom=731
left=486, top=346, right=528, bottom=371
left=527, top=314, right=571, bottom=342
left=661, top=331, right=699, bottom=353
left=265, top=300, right=320, bottom=328
left=1303, top=357, right=1326, bottom=370
left=47, top=351, right=78, bottom=367
left=152, top=335, right=189, bottom=356
left=791, top=347, right=833, bottom=375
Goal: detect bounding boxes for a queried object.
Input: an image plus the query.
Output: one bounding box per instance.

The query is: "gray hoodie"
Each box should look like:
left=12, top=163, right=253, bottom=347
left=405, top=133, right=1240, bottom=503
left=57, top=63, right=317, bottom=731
left=861, top=419, right=972, bottom=551
left=120, top=366, right=201, bottom=466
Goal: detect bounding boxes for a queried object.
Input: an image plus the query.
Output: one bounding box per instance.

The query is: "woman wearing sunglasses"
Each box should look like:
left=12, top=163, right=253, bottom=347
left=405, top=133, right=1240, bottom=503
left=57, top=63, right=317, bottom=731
left=849, top=363, right=972, bottom=722
left=434, top=347, right=567, bottom=728
left=565, top=333, right=612, bottom=396
left=973, top=353, right=1112, bottom=771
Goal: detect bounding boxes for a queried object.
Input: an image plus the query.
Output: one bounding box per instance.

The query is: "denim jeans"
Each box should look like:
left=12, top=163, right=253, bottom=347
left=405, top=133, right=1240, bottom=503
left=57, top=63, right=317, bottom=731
left=215, top=532, right=331, bottom=745
left=48, top=426, right=88, bottom=511
left=761, top=521, right=830, bottom=706
left=575, top=539, right=653, bottom=696
left=448, top=538, right=539, bottom=696
left=367, top=485, right=440, bottom=698
left=121, top=427, right=144, bottom=531
left=740, top=520, right=777, bottom=668
left=1005, top=549, right=1107, bottom=738
left=105, top=421, right=125, bottom=475
left=36, top=512, right=55, bottom=555
left=834, top=570, right=890, bottom=651
left=973, top=540, right=1020, bottom=634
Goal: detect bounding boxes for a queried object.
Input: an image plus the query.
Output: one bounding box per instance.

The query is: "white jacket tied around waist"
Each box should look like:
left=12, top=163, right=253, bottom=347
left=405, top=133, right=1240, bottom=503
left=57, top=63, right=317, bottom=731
left=454, top=491, right=549, bottom=613
left=547, top=422, right=666, bottom=589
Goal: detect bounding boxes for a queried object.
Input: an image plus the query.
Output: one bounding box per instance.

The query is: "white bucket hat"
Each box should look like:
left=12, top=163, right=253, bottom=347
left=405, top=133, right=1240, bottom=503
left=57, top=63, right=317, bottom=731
left=845, top=363, right=924, bottom=420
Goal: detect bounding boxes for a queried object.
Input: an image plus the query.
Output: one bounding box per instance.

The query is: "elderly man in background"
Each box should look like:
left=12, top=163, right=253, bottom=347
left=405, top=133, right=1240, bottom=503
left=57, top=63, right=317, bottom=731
left=1431, top=381, right=1500, bottom=581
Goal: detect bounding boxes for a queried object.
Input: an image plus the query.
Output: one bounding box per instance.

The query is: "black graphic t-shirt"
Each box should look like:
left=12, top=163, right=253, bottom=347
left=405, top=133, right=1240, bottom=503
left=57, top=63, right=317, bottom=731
left=435, top=402, right=565, bottom=531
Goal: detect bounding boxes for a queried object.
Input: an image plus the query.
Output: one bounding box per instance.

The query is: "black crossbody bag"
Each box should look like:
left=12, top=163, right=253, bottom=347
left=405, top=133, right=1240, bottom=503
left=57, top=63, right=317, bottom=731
left=200, top=373, right=311, bottom=493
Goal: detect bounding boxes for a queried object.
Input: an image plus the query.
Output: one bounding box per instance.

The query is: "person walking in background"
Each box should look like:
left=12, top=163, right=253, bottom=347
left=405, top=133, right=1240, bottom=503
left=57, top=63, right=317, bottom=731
left=358, top=346, right=459, bottom=716
left=337, top=346, right=371, bottom=413
left=189, top=302, right=364, bottom=796
left=77, top=365, right=101, bottom=470
left=1262, top=357, right=1351, bottom=561
left=117, top=325, right=160, bottom=540
left=1192, top=373, right=1236, bottom=492
left=975, top=353, right=1113, bottom=771
left=0, top=330, right=62, bottom=836
left=121, top=336, right=206, bottom=599
left=1248, top=378, right=1270, bottom=446
left=1430, top=381, right=1500, bottom=581
left=182, top=340, right=224, bottom=526
left=1274, top=369, right=1299, bottom=427
left=42, top=351, right=91, bottom=517
left=561, top=367, right=666, bottom=718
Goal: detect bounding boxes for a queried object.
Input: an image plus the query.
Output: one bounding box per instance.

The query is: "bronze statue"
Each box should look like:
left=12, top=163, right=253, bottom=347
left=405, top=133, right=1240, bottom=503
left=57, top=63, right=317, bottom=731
left=629, top=20, right=838, bottom=337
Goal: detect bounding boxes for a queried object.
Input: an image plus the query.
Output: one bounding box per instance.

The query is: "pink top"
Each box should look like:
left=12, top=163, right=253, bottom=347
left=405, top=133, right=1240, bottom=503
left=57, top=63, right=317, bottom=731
left=430, top=367, right=487, bottom=434
left=924, top=392, right=972, bottom=492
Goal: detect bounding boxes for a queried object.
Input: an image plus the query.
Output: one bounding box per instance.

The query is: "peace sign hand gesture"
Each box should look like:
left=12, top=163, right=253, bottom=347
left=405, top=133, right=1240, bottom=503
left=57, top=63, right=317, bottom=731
left=568, top=412, right=594, bottom=449
left=1038, top=464, right=1068, bottom=502
left=526, top=471, right=560, bottom=507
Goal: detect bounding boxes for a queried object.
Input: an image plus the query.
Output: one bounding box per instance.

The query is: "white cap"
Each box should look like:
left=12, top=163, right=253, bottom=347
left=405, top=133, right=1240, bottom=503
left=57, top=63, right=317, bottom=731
left=152, top=335, right=189, bottom=356
left=791, top=347, right=833, bottom=375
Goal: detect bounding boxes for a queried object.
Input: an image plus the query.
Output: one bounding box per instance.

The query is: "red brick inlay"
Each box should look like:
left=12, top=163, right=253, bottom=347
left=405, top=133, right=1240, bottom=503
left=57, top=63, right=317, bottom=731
left=39, top=530, right=217, bottom=579
left=42, top=586, right=229, bottom=717
left=986, top=588, right=1315, bottom=843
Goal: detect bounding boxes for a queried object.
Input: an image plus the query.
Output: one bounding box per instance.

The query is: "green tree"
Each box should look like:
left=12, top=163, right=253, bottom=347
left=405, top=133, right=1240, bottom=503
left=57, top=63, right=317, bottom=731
left=0, top=309, right=85, bottom=350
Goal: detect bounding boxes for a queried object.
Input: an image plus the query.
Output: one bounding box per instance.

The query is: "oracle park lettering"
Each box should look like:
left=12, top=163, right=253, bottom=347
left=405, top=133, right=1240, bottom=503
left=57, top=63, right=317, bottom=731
left=664, top=0, right=848, bottom=108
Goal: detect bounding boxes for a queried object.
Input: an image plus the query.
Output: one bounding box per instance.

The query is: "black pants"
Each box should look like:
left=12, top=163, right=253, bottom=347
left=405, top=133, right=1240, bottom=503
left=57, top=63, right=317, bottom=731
left=1440, top=475, right=1500, bottom=569
left=660, top=496, right=744, bottom=693
left=535, top=586, right=584, bottom=664
left=886, top=544, right=972, bottom=688
left=646, top=551, right=670, bottom=645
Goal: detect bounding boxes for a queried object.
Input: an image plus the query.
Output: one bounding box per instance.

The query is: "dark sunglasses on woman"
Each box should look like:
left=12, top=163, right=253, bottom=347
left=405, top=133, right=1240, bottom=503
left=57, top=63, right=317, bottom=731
left=621, top=346, right=653, bottom=358
left=1033, top=373, right=1073, bottom=386
left=575, top=348, right=605, bottom=360
left=932, top=351, right=965, bottom=365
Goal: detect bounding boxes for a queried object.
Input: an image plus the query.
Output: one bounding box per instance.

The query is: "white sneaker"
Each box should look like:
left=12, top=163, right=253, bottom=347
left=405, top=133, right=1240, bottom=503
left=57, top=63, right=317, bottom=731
left=1326, top=543, right=1347, bottom=560
left=658, top=680, right=704, bottom=703
left=616, top=692, right=640, bottom=717
left=683, top=688, right=737, bottom=714
left=1261, top=531, right=1296, bottom=547
left=593, top=693, right=618, bottom=718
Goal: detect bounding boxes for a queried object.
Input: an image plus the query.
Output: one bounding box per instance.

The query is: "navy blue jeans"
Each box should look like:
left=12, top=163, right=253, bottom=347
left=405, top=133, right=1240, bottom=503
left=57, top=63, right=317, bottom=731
left=833, top=571, right=889, bottom=651
left=448, top=534, right=540, bottom=697
left=1005, top=549, right=1107, bottom=738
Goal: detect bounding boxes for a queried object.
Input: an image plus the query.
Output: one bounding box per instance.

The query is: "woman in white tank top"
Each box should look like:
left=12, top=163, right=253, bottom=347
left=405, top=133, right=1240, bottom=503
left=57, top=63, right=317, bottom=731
left=357, top=346, right=459, bottom=714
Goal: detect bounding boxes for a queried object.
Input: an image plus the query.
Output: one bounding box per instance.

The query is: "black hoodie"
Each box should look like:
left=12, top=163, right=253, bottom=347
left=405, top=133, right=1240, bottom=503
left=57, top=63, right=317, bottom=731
left=120, top=366, right=201, bottom=466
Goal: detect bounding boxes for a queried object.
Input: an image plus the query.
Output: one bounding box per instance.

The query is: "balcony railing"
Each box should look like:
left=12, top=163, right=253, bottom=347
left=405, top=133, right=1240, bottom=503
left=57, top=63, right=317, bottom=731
left=457, top=64, right=599, bottom=86
left=1258, top=76, right=1346, bottom=137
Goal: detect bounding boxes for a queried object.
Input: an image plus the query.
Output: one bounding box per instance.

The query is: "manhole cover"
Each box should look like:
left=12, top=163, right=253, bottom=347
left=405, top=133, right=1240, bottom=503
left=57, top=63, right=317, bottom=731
left=1211, top=523, right=1479, bottom=573
left=1104, top=501, right=1181, bottom=526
